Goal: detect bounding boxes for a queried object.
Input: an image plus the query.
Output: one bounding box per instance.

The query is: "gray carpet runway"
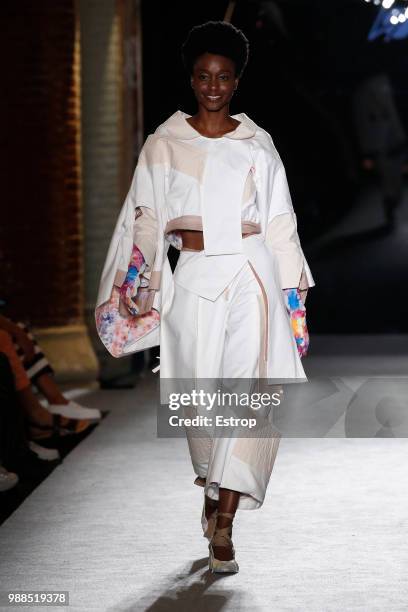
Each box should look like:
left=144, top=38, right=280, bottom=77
left=1, top=339, right=408, bottom=611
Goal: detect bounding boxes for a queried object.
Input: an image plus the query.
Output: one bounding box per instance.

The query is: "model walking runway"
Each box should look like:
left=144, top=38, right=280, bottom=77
left=95, top=21, right=314, bottom=574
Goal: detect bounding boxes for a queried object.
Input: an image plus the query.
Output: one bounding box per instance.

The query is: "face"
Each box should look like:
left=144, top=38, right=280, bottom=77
left=190, top=53, right=239, bottom=112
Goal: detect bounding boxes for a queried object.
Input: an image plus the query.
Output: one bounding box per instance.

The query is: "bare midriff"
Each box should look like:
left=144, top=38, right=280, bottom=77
left=165, top=216, right=261, bottom=251
left=177, top=229, right=256, bottom=251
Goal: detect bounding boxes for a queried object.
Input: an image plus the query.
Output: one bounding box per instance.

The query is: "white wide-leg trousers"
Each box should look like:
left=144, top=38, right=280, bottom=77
left=160, top=258, right=281, bottom=510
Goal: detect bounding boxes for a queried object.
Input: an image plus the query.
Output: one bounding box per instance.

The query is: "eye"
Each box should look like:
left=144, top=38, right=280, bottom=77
left=219, top=74, right=230, bottom=80
left=198, top=74, right=209, bottom=80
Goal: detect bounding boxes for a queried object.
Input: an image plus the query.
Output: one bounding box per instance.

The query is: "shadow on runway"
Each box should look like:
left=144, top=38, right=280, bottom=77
left=110, top=556, right=242, bottom=612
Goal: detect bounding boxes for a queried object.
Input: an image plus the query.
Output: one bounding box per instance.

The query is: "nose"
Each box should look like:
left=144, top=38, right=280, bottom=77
left=209, top=76, right=219, bottom=92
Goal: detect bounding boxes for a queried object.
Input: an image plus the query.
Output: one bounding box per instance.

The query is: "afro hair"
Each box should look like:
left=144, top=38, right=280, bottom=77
left=181, top=21, right=249, bottom=78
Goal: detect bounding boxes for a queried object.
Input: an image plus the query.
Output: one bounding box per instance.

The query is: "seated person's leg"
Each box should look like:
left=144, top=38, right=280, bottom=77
left=0, top=330, right=91, bottom=439
left=14, top=323, right=101, bottom=421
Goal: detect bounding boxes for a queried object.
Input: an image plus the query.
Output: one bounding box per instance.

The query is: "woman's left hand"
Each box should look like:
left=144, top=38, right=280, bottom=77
left=283, top=288, right=309, bottom=358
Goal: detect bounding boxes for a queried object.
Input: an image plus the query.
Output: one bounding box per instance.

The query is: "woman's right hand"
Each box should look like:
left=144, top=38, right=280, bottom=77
left=132, top=287, right=156, bottom=315
left=119, top=245, right=146, bottom=315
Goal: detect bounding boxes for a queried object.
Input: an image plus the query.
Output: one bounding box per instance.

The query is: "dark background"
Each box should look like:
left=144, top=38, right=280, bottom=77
left=141, top=0, right=408, bottom=333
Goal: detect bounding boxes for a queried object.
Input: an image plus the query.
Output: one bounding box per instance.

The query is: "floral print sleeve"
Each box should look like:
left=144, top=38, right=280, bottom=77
left=283, top=288, right=309, bottom=358
left=119, top=245, right=146, bottom=315
left=95, top=286, right=159, bottom=358
left=95, top=244, right=159, bottom=358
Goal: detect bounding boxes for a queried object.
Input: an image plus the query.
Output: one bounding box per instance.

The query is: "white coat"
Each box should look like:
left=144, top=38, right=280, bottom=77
left=95, top=110, right=315, bottom=381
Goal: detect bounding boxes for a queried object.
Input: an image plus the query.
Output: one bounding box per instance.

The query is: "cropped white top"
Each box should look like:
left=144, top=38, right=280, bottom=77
left=162, top=128, right=261, bottom=249
left=96, top=110, right=315, bottom=308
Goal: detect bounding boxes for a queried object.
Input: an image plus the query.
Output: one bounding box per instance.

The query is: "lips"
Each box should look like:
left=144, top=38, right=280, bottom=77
left=206, top=95, right=221, bottom=101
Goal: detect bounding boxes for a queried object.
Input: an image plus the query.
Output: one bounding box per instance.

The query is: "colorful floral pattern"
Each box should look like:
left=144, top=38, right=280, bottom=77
left=95, top=244, right=159, bottom=358
left=95, top=286, right=160, bottom=358
left=283, top=288, right=309, bottom=358
left=119, top=245, right=147, bottom=315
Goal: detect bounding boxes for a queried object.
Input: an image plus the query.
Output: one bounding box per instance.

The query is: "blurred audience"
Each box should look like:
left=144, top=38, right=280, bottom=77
left=0, top=353, right=55, bottom=492
left=0, top=315, right=101, bottom=419
left=0, top=314, right=103, bottom=494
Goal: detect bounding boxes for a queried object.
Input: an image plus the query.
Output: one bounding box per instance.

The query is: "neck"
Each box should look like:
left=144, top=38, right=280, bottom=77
left=188, top=106, right=238, bottom=137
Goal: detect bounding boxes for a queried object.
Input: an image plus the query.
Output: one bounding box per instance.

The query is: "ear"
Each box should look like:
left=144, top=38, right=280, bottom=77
left=234, top=77, right=239, bottom=91
left=190, top=76, right=194, bottom=89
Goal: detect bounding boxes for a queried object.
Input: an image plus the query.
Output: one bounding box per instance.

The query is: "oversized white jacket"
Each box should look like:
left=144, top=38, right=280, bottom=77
left=95, top=110, right=315, bottom=380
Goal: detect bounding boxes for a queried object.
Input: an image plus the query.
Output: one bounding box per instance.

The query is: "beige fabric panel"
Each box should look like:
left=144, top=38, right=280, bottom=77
left=165, top=215, right=261, bottom=235
left=265, top=211, right=304, bottom=289
left=148, top=270, right=161, bottom=290
left=166, top=139, right=207, bottom=183
left=242, top=168, right=256, bottom=203
left=133, top=206, right=157, bottom=270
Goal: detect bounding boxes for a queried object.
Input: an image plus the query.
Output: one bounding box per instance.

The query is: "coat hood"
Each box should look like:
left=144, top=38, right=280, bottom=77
left=156, top=109, right=258, bottom=140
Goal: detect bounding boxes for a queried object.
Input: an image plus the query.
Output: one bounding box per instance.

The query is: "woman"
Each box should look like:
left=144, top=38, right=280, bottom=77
left=95, top=21, right=315, bottom=574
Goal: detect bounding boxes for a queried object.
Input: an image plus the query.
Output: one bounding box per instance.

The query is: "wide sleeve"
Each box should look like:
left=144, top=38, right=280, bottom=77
left=260, top=136, right=315, bottom=294
left=132, top=207, right=157, bottom=273
left=133, top=134, right=168, bottom=291
left=95, top=134, right=166, bottom=308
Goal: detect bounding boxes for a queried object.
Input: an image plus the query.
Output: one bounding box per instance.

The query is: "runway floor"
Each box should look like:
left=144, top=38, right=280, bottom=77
left=1, top=336, right=408, bottom=611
